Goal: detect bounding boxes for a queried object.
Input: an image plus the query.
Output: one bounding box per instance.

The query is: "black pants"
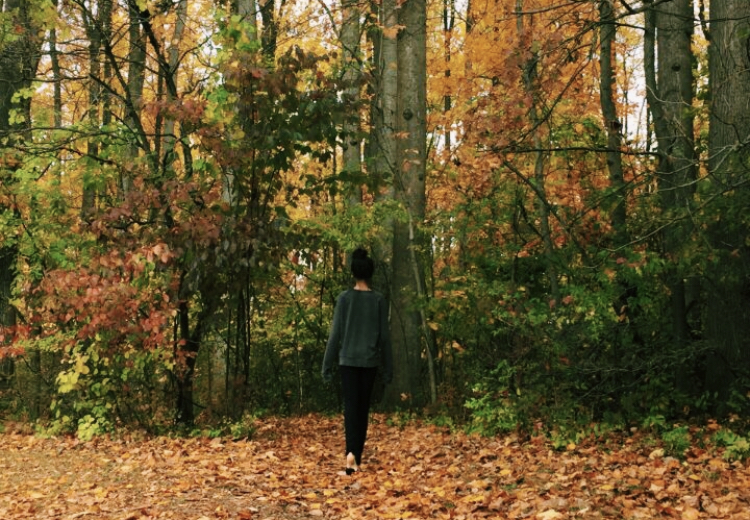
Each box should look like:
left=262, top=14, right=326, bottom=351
left=340, top=365, right=378, bottom=466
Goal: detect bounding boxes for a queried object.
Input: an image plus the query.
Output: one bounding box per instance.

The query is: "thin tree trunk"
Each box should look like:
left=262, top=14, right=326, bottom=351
left=442, top=0, right=454, bottom=156
left=259, top=0, right=278, bottom=61
left=162, top=0, right=189, bottom=167
left=598, top=0, right=629, bottom=396
left=49, top=0, right=62, bottom=129
left=516, top=0, right=559, bottom=303
left=81, top=0, right=112, bottom=217
left=598, top=0, right=626, bottom=245
left=235, top=0, right=258, bottom=33
left=122, top=1, right=149, bottom=193
left=341, top=0, right=362, bottom=204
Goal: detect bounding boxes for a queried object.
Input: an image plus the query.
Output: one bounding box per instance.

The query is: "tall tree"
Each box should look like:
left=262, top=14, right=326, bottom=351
left=233, top=0, right=258, bottom=33
left=516, top=0, right=559, bottom=303
left=259, top=0, right=279, bottom=61
left=81, top=0, right=113, bottom=216
left=386, top=0, right=431, bottom=406
left=341, top=0, right=362, bottom=204
left=704, top=0, right=750, bottom=405
left=0, top=0, right=44, bottom=410
left=598, top=0, right=626, bottom=246
left=643, top=0, right=697, bottom=390
left=120, top=0, right=148, bottom=194
left=0, top=0, right=42, bottom=353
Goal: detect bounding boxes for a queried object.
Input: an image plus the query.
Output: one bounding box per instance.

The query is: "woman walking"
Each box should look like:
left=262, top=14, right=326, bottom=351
left=322, top=248, right=393, bottom=475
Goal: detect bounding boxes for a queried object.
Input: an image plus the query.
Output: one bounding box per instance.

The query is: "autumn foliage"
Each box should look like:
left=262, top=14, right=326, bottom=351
left=1, top=415, right=750, bottom=519
left=0, top=0, right=749, bottom=448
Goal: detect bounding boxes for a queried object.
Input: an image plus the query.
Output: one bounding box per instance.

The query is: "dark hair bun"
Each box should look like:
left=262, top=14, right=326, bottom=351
left=352, top=248, right=369, bottom=260
left=351, top=248, right=374, bottom=280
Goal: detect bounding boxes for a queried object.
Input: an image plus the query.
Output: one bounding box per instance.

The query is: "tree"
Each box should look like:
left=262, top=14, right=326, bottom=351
left=643, top=0, right=697, bottom=392
left=516, top=0, right=559, bottom=303
left=340, top=0, right=363, bottom=205
left=81, top=0, right=113, bottom=216
left=385, top=0, right=432, bottom=407
left=369, top=0, right=398, bottom=232
left=598, top=0, right=626, bottom=246
left=0, top=0, right=43, bottom=385
left=704, top=0, right=750, bottom=405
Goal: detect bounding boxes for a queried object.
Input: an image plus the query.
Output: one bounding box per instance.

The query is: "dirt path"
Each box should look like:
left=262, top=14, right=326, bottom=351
left=1, top=416, right=748, bottom=519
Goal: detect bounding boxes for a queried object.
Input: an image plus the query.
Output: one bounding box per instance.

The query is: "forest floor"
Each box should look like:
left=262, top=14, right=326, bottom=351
left=0, top=415, right=748, bottom=520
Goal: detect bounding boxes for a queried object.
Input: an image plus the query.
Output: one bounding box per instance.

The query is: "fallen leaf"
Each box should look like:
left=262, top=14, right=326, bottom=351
left=681, top=508, right=700, bottom=520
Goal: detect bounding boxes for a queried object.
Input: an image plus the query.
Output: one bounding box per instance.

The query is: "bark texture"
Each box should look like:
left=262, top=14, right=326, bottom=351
left=704, top=0, right=750, bottom=405
left=386, top=0, right=429, bottom=407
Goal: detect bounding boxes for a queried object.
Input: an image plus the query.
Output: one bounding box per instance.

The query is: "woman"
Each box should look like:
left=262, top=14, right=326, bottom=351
left=322, top=248, right=393, bottom=475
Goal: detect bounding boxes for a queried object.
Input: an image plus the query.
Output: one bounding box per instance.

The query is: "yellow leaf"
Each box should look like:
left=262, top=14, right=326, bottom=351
left=681, top=507, right=699, bottom=520
left=460, top=493, right=486, bottom=503
left=382, top=25, right=405, bottom=39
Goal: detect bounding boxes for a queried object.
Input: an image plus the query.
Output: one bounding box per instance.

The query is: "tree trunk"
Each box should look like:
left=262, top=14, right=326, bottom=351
left=235, top=0, right=258, bottom=33
left=385, top=0, right=431, bottom=407
left=81, top=0, right=112, bottom=217
left=704, top=0, right=750, bottom=407
left=259, top=0, right=278, bottom=62
left=516, top=0, right=559, bottom=303
left=362, top=0, right=398, bottom=394
left=598, top=0, right=626, bottom=245
left=0, top=0, right=42, bottom=372
left=644, top=0, right=697, bottom=392
left=49, top=0, right=62, bottom=129
left=442, top=0, right=454, bottom=156
left=341, top=0, right=362, bottom=204
left=161, top=0, right=189, bottom=167
left=121, top=1, right=149, bottom=193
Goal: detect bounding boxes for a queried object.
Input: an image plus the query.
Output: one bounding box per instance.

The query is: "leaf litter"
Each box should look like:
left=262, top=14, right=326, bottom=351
left=0, top=415, right=748, bottom=519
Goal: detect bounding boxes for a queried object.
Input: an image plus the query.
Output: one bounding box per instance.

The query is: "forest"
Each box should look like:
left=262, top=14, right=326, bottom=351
left=0, top=0, right=749, bottom=444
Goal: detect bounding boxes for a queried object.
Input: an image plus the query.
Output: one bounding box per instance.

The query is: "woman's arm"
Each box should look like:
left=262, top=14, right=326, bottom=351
left=322, top=293, right=346, bottom=382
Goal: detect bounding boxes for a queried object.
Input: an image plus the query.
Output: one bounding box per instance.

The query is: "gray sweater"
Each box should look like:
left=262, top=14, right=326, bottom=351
left=322, top=289, right=393, bottom=384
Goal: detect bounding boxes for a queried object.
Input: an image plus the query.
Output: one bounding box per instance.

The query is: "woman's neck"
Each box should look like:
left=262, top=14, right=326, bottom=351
left=353, top=280, right=371, bottom=291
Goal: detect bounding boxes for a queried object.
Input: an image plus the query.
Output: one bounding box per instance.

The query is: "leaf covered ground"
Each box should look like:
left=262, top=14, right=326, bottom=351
left=0, top=415, right=748, bottom=519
